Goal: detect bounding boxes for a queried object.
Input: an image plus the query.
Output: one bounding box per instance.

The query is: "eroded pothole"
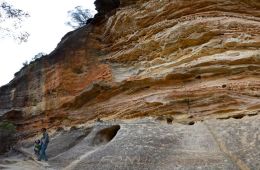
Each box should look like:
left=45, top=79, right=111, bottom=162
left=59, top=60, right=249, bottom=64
left=92, top=125, right=120, bottom=146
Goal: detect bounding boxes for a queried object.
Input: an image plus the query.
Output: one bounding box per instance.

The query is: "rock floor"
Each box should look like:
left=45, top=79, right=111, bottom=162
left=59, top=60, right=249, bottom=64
left=0, top=114, right=259, bottom=170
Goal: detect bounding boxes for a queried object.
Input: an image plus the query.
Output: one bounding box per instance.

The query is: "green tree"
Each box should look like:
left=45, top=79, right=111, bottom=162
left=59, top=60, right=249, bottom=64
left=0, top=121, right=17, bottom=154
left=0, top=1, right=30, bottom=43
left=31, top=52, right=46, bottom=61
left=66, top=6, right=92, bottom=29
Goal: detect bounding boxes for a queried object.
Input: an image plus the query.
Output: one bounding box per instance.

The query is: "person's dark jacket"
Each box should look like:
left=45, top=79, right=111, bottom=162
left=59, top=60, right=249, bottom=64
left=41, top=132, right=49, bottom=146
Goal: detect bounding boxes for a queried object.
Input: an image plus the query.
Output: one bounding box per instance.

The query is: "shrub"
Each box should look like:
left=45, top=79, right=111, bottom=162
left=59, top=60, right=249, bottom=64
left=31, top=52, right=46, bottom=62
left=22, top=61, right=28, bottom=67
left=65, top=6, right=93, bottom=29
left=0, top=121, right=17, bottom=154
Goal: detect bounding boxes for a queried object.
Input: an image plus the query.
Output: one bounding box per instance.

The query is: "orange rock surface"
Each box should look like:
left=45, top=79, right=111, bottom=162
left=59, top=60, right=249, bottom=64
left=0, top=0, right=259, bottom=135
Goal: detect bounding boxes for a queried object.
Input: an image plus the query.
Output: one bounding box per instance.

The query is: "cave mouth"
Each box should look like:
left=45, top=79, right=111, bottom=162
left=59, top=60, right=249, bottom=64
left=232, top=114, right=245, bottom=119
left=92, top=125, right=120, bottom=146
left=188, top=121, right=195, bottom=125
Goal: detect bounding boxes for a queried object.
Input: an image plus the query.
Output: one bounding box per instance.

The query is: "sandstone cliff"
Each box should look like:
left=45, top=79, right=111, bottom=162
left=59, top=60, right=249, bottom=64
left=0, top=0, right=260, bottom=169
left=0, top=0, right=259, bottom=136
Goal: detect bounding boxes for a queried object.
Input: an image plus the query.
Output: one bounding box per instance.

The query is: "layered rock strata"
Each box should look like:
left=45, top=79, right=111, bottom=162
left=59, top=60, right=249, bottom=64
left=0, top=0, right=259, bottom=135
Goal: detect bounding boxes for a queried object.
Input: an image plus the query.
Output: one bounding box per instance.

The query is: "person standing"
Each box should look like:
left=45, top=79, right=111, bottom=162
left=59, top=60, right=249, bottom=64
left=34, top=139, right=41, bottom=156
left=38, top=128, right=49, bottom=161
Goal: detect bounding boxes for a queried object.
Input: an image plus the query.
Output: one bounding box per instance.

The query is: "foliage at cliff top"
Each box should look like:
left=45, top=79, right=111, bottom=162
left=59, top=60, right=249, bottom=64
left=0, top=1, right=30, bottom=43
left=66, top=6, right=93, bottom=29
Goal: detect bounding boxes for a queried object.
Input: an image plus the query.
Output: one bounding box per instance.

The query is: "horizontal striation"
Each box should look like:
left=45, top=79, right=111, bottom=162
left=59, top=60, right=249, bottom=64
left=0, top=0, right=259, bottom=133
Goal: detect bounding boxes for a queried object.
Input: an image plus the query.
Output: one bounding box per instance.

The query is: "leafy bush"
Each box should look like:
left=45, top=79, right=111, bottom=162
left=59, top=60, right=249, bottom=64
left=65, top=6, right=93, bottom=29
left=19, top=52, right=46, bottom=71
left=31, top=52, right=46, bottom=62
left=0, top=121, right=17, bottom=154
left=0, top=2, right=30, bottom=43
left=22, top=61, right=28, bottom=67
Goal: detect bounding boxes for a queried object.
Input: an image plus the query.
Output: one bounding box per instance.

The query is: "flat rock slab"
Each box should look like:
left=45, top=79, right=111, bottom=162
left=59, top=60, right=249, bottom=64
left=205, top=116, right=260, bottom=170
left=60, top=115, right=259, bottom=170
left=1, top=114, right=259, bottom=170
left=72, top=121, right=235, bottom=170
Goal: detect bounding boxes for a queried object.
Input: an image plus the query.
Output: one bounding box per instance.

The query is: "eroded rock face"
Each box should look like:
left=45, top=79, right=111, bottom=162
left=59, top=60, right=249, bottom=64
left=0, top=0, right=259, bottom=134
